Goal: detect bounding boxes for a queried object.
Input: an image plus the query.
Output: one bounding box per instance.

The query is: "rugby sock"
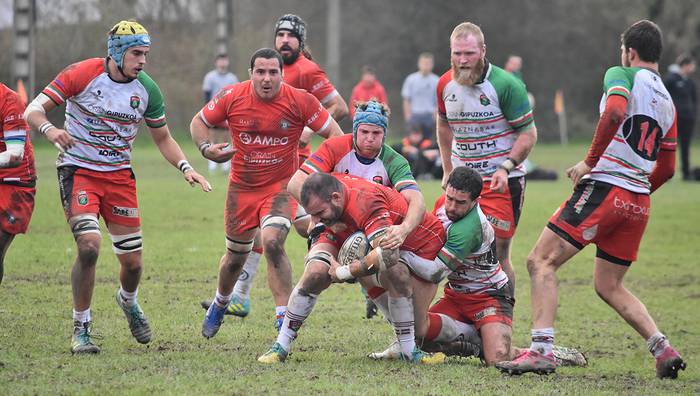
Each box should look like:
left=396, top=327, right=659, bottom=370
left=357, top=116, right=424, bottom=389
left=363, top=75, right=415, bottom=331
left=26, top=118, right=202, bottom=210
left=426, top=312, right=480, bottom=344
left=646, top=332, right=670, bottom=358
left=118, top=287, right=138, bottom=307
left=530, top=327, right=554, bottom=355
left=275, top=305, right=287, bottom=322
left=73, top=308, right=91, bottom=324
left=277, top=288, right=317, bottom=352
left=389, top=296, right=416, bottom=357
left=367, top=287, right=391, bottom=322
left=232, top=251, right=262, bottom=299
left=214, top=289, right=233, bottom=308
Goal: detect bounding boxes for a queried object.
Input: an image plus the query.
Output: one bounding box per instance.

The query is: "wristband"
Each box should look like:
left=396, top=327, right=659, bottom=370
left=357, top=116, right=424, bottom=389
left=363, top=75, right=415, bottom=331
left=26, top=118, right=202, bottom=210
left=498, top=157, right=517, bottom=174
left=335, top=265, right=354, bottom=281
left=38, top=121, right=56, bottom=135
left=198, top=141, right=212, bottom=157
left=177, top=160, right=193, bottom=173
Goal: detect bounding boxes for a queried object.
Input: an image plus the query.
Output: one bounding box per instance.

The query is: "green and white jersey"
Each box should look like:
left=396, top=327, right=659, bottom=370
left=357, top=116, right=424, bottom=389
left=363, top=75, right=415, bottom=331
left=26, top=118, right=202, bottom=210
left=434, top=198, right=508, bottom=293
left=437, top=63, right=534, bottom=179
left=587, top=66, right=676, bottom=193
left=42, top=58, right=166, bottom=171
left=301, top=134, right=419, bottom=192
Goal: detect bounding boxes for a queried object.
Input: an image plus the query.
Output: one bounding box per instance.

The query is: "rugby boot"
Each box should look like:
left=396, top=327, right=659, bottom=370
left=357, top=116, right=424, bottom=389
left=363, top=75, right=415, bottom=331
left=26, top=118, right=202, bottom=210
left=402, top=346, right=446, bottom=365
left=552, top=345, right=588, bottom=367
left=258, top=342, right=288, bottom=364
left=655, top=346, right=686, bottom=379
left=71, top=321, right=101, bottom=354
left=116, top=290, right=152, bottom=344
left=202, top=301, right=227, bottom=339
left=496, top=350, right=556, bottom=375
left=368, top=340, right=401, bottom=360
left=200, top=296, right=250, bottom=318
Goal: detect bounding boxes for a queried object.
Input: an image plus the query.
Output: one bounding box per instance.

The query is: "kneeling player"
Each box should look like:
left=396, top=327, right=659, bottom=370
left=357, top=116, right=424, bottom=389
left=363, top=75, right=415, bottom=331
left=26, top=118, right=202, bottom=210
left=0, top=83, right=36, bottom=285
left=258, top=172, right=447, bottom=364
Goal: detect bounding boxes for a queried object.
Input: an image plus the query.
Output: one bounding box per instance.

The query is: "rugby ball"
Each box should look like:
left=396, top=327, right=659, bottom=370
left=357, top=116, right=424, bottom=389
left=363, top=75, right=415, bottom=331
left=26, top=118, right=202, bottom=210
left=337, top=231, right=370, bottom=267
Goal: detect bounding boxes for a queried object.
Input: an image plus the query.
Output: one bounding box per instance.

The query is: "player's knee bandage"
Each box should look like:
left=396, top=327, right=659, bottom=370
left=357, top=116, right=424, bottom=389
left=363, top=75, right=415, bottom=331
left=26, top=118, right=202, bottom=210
left=69, top=214, right=100, bottom=238
left=261, top=215, right=291, bottom=231
left=304, top=250, right=333, bottom=267
left=110, top=231, right=143, bottom=255
left=225, top=236, right=254, bottom=255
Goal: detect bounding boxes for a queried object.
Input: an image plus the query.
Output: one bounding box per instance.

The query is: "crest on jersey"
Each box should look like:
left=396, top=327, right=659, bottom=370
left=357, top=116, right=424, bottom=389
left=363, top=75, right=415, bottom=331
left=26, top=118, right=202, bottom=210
left=279, top=119, right=290, bottom=129
left=130, top=95, right=140, bottom=109
left=77, top=191, right=88, bottom=206
left=479, top=93, right=490, bottom=106
left=372, top=175, right=383, bottom=184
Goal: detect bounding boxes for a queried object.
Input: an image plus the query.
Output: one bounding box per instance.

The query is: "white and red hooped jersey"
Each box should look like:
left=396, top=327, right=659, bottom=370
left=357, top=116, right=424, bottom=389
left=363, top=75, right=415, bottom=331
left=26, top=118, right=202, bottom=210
left=42, top=58, right=166, bottom=171
left=437, top=63, right=534, bottom=179
left=587, top=66, right=677, bottom=194
left=0, top=83, right=36, bottom=186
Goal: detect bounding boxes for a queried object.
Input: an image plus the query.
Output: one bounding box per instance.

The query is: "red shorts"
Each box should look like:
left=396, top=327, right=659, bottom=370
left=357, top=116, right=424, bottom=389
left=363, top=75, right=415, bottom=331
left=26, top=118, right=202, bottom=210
left=58, top=166, right=140, bottom=227
left=480, top=176, right=525, bottom=239
left=547, top=179, right=649, bottom=265
left=225, top=181, right=297, bottom=236
left=0, top=184, right=36, bottom=234
left=429, top=284, right=514, bottom=330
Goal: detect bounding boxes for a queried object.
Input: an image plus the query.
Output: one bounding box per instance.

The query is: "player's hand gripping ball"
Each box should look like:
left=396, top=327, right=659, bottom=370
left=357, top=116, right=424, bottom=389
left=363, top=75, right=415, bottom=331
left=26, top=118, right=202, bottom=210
left=336, top=231, right=370, bottom=283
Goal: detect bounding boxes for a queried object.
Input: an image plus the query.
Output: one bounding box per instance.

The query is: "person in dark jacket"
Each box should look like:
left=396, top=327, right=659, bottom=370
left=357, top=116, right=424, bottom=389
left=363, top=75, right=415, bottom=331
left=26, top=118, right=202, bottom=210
left=664, top=53, right=696, bottom=180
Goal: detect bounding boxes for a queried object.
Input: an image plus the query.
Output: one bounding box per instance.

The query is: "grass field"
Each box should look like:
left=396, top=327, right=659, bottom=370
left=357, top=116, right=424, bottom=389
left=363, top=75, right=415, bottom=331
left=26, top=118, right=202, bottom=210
left=1, top=138, right=699, bottom=395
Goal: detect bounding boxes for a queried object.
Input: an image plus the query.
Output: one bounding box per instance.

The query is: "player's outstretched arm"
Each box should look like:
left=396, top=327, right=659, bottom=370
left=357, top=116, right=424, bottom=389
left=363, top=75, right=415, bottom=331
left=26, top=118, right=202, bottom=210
left=149, top=124, right=211, bottom=192
left=436, top=117, right=454, bottom=187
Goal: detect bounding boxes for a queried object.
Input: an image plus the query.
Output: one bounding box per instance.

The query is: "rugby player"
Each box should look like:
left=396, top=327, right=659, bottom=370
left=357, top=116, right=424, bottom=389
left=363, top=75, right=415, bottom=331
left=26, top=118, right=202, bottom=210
left=257, top=173, right=446, bottom=364
left=0, top=83, right=36, bottom=285
left=437, top=22, right=537, bottom=288
left=192, top=48, right=343, bottom=339
left=496, top=20, right=685, bottom=379
left=24, top=20, right=211, bottom=354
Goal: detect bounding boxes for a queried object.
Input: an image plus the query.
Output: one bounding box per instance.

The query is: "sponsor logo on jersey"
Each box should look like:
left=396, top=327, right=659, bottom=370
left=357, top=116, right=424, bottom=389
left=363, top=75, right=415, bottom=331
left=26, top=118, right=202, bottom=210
left=479, top=93, right=490, bottom=106
left=474, top=307, right=497, bottom=321
left=456, top=141, right=497, bottom=151
left=279, top=119, right=290, bottom=129
left=310, top=154, right=324, bottom=163
left=462, top=160, right=489, bottom=169
left=445, top=93, right=457, bottom=102
left=239, top=133, right=289, bottom=146
left=372, top=175, right=383, bottom=184
left=98, top=149, right=119, bottom=157
left=92, top=89, right=103, bottom=99
left=130, top=95, right=140, bottom=109
left=89, top=132, right=119, bottom=142
left=112, top=206, right=139, bottom=217
left=77, top=191, right=88, bottom=206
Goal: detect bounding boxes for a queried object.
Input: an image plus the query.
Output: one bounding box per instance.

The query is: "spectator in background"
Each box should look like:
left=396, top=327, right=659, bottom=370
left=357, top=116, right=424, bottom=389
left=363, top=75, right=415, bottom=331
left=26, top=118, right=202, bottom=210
left=504, top=55, right=523, bottom=81
left=349, top=65, right=388, bottom=119
left=664, top=53, right=697, bottom=180
left=402, top=53, right=439, bottom=139
left=394, top=122, right=442, bottom=180
left=202, top=54, right=239, bottom=173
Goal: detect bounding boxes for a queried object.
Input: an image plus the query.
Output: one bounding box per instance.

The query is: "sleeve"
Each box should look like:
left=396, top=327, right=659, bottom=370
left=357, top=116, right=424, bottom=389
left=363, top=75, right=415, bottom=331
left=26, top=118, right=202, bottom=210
left=306, top=63, right=338, bottom=104
left=436, top=72, right=450, bottom=119
left=2, top=88, right=30, bottom=134
left=437, top=221, right=480, bottom=269
left=138, top=72, right=167, bottom=128
left=499, top=75, right=534, bottom=132
left=603, top=66, right=633, bottom=100
left=300, top=138, right=336, bottom=174
left=300, top=91, right=332, bottom=133
left=199, top=86, right=233, bottom=128
left=41, top=61, right=95, bottom=105
left=383, top=146, right=420, bottom=192
left=361, top=200, right=393, bottom=241
left=432, top=194, right=446, bottom=215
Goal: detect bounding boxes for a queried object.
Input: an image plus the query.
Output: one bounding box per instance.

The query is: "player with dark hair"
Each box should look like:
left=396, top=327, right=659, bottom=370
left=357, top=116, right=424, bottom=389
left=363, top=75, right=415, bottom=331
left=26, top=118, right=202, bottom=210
left=496, top=20, right=685, bottom=379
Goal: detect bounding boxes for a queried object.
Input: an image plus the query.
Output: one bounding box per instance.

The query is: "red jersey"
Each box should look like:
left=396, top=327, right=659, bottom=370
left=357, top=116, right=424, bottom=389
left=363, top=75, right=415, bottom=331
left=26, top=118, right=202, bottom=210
left=349, top=81, right=388, bottom=118
left=283, top=55, right=340, bottom=159
left=334, top=173, right=445, bottom=259
left=0, top=83, right=35, bottom=186
left=199, top=80, right=331, bottom=189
